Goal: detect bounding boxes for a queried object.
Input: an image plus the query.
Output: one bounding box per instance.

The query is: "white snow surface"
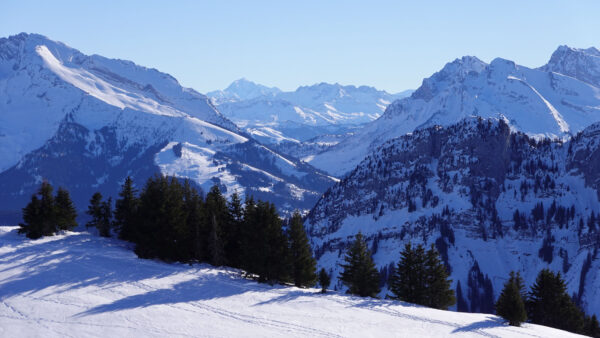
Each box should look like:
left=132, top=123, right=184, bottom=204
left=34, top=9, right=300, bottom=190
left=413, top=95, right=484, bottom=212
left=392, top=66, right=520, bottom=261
left=0, top=226, right=582, bottom=338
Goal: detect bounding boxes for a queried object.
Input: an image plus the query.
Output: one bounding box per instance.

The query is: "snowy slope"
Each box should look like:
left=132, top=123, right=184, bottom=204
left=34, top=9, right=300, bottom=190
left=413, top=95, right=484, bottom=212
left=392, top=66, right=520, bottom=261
left=0, top=33, right=335, bottom=222
left=310, top=48, right=600, bottom=176
left=308, top=118, right=600, bottom=318
left=0, top=226, right=582, bottom=338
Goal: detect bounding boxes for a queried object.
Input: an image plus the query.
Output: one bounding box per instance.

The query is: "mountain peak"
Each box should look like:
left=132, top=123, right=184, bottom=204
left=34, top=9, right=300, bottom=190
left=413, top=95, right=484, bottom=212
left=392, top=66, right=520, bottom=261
left=208, top=78, right=281, bottom=102
left=542, top=45, right=600, bottom=87
left=411, top=55, right=486, bottom=101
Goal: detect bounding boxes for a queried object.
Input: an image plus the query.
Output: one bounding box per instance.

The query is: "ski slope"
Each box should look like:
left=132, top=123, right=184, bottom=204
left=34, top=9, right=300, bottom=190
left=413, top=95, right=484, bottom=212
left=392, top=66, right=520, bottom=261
left=0, top=226, right=581, bottom=337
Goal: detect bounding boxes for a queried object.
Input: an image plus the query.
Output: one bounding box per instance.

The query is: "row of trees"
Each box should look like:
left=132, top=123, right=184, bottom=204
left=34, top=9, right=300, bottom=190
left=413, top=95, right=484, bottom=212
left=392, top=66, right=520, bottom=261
left=87, top=175, right=320, bottom=287
left=496, top=269, right=599, bottom=336
left=338, top=233, right=455, bottom=310
left=17, top=178, right=332, bottom=290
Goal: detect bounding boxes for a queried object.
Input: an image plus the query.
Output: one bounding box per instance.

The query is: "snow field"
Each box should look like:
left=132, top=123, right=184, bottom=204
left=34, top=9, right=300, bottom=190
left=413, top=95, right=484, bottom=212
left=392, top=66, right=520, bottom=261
left=0, top=226, right=582, bottom=337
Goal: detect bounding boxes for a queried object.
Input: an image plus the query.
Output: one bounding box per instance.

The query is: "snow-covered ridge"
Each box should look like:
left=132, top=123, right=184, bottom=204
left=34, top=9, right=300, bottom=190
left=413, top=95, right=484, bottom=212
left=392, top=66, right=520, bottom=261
left=309, top=45, right=600, bottom=176
left=0, top=33, right=335, bottom=221
left=0, top=226, right=581, bottom=337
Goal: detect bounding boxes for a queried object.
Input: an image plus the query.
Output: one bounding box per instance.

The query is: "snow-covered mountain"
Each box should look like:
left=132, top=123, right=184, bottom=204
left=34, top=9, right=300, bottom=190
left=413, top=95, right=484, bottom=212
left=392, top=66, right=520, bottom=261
left=0, top=33, right=335, bottom=223
left=207, top=79, right=411, bottom=150
left=308, top=117, right=600, bottom=317
left=0, top=225, right=581, bottom=337
left=207, top=78, right=282, bottom=103
left=310, top=47, right=600, bottom=176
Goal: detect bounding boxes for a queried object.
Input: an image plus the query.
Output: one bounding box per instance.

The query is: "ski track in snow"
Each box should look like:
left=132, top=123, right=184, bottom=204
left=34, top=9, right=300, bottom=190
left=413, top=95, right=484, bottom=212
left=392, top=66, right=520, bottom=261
left=0, top=226, right=582, bottom=338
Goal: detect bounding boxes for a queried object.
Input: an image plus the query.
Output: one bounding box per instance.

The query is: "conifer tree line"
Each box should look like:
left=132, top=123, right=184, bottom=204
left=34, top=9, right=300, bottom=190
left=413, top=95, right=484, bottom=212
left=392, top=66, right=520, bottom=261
left=18, top=176, right=318, bottom=287
left=339, top=235, right=455, bottom=310
left=495, top=269, right=600, bottom=337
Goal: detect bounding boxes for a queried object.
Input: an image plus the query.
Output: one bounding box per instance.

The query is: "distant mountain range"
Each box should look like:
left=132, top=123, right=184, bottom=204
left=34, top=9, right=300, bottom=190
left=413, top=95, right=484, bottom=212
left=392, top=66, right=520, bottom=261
left=207, top=78, right=412, bottom=145
left=0, top=33, right=335, bottom=222
left=309, top=46, right=600, bottom=176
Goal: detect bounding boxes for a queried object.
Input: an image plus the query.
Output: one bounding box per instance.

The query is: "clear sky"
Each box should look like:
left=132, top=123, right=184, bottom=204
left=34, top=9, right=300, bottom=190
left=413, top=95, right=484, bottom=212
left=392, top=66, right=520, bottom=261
left=2, top=0, right=599, bottom=94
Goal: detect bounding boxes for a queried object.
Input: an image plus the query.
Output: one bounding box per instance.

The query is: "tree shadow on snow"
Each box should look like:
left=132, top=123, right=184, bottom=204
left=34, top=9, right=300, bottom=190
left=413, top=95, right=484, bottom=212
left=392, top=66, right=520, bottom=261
left=451, top=316, right=504, bottom=334
left=252, top=289, right=311, bottom=306
left=0, top=229, right=202, bottom=302
left=76, top=276, right=250, bottom=316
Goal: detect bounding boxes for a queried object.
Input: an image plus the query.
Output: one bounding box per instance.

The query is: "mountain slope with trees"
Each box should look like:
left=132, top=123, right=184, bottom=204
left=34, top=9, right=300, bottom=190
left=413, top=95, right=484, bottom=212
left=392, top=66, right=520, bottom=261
left=308, top=117, right=600, bottom=318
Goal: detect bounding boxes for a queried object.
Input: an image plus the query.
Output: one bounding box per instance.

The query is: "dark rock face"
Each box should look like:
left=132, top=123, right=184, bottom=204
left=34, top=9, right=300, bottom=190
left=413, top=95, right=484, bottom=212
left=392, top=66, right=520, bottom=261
left=0, top=121, right=164, bottom=224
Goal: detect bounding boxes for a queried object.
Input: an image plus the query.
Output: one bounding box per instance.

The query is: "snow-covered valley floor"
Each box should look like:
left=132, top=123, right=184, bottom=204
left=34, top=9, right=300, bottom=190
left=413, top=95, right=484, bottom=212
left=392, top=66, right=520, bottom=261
left=0, top=226, right=582, bottom=337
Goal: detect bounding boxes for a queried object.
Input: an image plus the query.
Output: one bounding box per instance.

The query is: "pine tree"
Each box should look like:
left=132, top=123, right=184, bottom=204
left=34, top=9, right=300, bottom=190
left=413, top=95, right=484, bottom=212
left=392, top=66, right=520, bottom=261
left=38, top=182, right=58, bottom=236
left=18, top=194, right=43, bottom=239
left=183, top=180, right=204, bottom=261
left=239, top=197, right=290, bottom=284
left=262, top=201, right=290, bottom=284
left=86, top=192, right=112, bottom=237
left=55, top=187, right=78, bottom=231
left=208, top=213, right=225, bottom=266
left=319, top=268, right=331, bottom=293
left=18, top=182, right=58, bottom=239
left=224, top=192, right=243, bottom=267
left=339, top=232, right=380, bottom=298
left=205, top=186, right=226, bottom=266
left=288, top=211, right=317, bottom=287
left=114, top=176, right=139, bottom=242
left=389, top=243, right=455, bottom=309
left=424, top=244, right=456, bottom=309
left=584, top=314, right=600, bottom=338
left=388, top=243, right=426, bottom=304
left=496, top=271, right=527, bottom=326
left=527, top=269, right=584, bottom=333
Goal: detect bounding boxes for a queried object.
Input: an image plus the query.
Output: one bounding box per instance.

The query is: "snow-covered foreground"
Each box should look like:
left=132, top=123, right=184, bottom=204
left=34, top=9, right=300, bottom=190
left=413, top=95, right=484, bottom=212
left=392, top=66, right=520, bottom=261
left=0, top=226, right=581, bottom=337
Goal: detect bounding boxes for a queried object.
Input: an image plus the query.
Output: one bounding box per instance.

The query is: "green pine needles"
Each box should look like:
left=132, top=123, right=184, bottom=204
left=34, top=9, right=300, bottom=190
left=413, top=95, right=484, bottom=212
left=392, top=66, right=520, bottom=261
left=388, top=243, right=455, bottom=310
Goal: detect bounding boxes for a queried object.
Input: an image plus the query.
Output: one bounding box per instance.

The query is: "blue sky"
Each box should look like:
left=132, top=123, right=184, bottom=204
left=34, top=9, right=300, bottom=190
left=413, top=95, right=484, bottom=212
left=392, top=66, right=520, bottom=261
left=2, top=0, right=599, bottom=93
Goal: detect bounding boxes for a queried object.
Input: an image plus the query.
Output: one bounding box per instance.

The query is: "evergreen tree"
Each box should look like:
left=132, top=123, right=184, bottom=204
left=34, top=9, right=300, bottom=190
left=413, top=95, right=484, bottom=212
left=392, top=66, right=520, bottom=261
left=389, top=243, right=455, bottom=309
left=135, top=175, right=188, bottom=260
left=205, top=186, right=227, bottom=266
left=584, top=314, right=600, bottom=338
left=86, top=192, right=113, bottom=237
left=37, top=181, right=57, bottom=236
left=183, top=180, right=204, bottom=261
left=240, top=197, right=290, bottom=284
left=18, top=182, right=58, bottom=239
left=224, top=192, right=244, bottom=268
left=208, top=212, right=225, bottom=266
left=55, top=187, right=78, bottom=231
left=288, top=211, right=317, bottom=287
left=424, top=244, right=456, bottom=309
left=240, top=196, right=260, bottom=274
left=527, top=269, right=584, bottom=333
left=18, top=194, right=43, bottom=239
left=114, top=176, right=139, bottom=242
left=261, top=201, right=290, bottom=284
left=319, top=268, right=331, bottom=293
left=389, top=243, right=426, bottom=304
left=339, top=232, right=380, bottom=297
left=496, top=271, right=527, bottom=326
